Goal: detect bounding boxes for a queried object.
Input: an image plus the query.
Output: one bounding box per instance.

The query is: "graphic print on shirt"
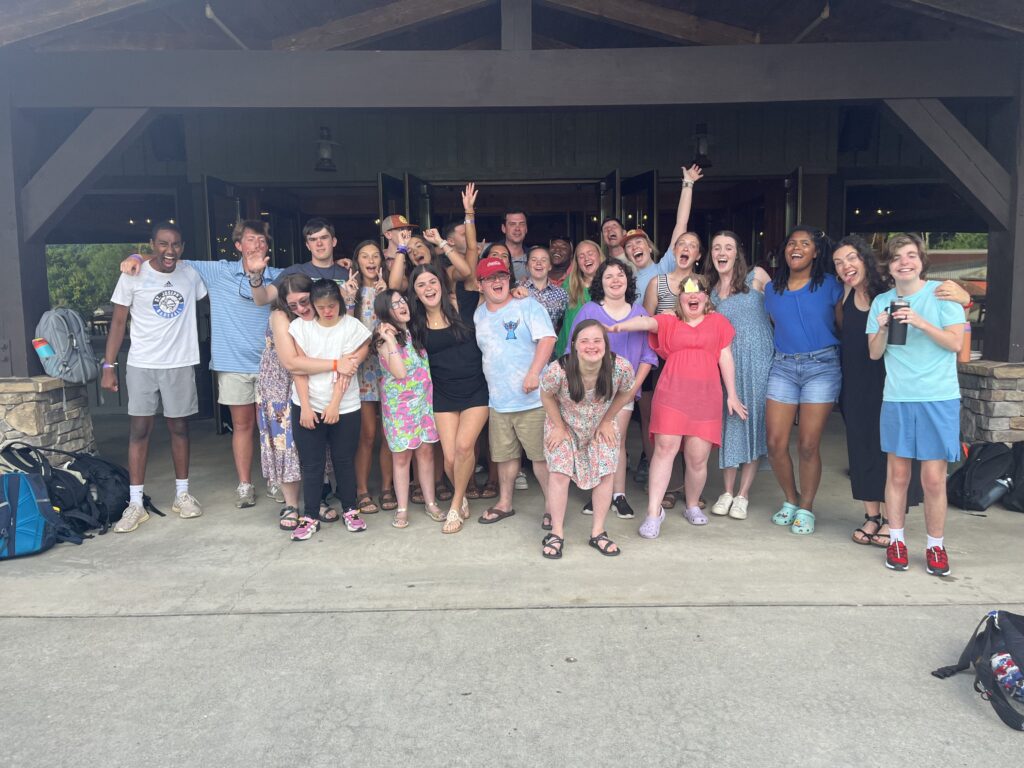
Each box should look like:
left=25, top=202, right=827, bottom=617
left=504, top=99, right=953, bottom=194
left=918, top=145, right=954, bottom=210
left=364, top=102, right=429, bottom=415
left=152, top=287, right=186, bottom=319
left=503, top=319, right=520, bottom=340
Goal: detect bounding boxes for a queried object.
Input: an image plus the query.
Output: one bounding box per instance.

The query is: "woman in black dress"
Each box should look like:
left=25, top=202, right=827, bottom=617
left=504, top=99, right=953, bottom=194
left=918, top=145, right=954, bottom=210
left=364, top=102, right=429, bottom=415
left=833, top=236, right=967, bottom=546
left=408, top=263, right=489, bottom=535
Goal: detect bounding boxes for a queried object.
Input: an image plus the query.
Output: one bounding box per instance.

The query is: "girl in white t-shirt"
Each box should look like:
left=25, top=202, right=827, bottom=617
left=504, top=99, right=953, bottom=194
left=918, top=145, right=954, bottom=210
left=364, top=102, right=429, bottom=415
left=289, top=280, right=371, bottom=541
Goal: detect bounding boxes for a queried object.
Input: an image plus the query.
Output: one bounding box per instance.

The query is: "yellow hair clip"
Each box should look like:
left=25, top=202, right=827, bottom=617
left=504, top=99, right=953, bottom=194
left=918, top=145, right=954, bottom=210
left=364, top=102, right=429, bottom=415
left=682, top=277, right=701, bottom=294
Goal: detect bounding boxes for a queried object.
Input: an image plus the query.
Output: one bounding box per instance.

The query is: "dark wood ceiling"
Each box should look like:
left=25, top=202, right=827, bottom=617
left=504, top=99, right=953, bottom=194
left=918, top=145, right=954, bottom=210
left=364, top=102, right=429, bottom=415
left=3, top=0, right=1021, bottom=52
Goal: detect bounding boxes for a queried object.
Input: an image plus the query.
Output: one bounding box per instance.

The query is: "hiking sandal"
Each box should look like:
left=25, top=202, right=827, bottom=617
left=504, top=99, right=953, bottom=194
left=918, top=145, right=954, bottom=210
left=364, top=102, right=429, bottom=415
left=380, top=488, right=398, bottom=511
left=868, top=516, right=891, bottom=548
left=542, top=533, right=564, bottom=560
left=852, top=513, right=882, bottom=545
left=279, top=506, right=300, bottom=531
left=356, top=493, right=379, bottom=515
left=588, top=531, right=621, bottom=557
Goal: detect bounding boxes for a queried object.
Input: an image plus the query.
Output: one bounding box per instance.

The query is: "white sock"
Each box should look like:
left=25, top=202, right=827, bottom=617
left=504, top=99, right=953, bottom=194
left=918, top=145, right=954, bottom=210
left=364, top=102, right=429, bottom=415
left=129, top=485, right=143, bottom=506
left=927, top=535, right=944, bottom=550
left=613, top=492, right=625, bottom=500
left=175, top=479, right=189, bottom=496
left=889, top=527, right=905, bottom=544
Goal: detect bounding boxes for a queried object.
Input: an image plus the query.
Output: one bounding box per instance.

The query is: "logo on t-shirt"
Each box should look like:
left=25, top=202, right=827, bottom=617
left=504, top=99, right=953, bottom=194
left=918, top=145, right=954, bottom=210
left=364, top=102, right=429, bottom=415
left=503, top=318, right=520, bottom=340
left=152, top=289, right=186, bottom=319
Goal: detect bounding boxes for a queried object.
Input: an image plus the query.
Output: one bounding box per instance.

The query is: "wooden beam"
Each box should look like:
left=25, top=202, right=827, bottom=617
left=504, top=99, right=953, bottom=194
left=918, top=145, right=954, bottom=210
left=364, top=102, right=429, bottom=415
left=883, top=98, right=1012, bottom=229
left=887, top=0, right=1024, bottom=35
left=540, top=0, right=759, bottom=46
left=6, top=42, right=1017, bottom=109
left=534, top=34, right=576, bottom=50
left=501, top=0, right=531, bottom=51
left=0, top=0, right=156, bottom=47
left=20, top=107, right=152, bottom=240
left=273, top=0, right=490, bottom=51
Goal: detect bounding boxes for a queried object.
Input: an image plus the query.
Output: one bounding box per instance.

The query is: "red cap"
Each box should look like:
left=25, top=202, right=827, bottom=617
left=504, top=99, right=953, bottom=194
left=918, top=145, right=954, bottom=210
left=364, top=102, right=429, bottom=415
left=476, top=256, right=510, bottom=280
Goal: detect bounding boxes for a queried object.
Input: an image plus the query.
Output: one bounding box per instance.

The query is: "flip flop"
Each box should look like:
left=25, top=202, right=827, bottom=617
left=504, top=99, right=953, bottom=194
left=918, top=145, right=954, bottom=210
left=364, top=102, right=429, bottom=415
left=478, top=507, right=515, bottom=524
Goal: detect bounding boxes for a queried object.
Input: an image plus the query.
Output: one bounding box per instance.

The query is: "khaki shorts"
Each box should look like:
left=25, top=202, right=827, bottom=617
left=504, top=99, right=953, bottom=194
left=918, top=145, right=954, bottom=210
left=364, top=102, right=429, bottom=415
left=126, top=365, right=198, bottom=418
left=217, top=372, right=259, bottom=405
left=488, top=407, right=545, bottom=463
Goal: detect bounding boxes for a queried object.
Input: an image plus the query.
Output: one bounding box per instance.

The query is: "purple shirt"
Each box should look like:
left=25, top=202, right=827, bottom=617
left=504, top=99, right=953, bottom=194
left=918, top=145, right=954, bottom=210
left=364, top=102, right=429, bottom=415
left=571, top=302, right=659, bottom=397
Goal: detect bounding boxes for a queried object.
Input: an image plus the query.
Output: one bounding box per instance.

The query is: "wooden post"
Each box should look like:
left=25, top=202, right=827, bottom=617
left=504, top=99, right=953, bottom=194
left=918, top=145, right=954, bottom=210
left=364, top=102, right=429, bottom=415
left=501, top=0, right=532, bottom=50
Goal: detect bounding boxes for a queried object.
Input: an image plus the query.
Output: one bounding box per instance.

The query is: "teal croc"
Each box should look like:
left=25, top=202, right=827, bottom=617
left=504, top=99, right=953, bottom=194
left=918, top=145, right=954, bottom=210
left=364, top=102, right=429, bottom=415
left=772, top=501, right=798, bottom=526
left=791, top=509, right=815, bottom=535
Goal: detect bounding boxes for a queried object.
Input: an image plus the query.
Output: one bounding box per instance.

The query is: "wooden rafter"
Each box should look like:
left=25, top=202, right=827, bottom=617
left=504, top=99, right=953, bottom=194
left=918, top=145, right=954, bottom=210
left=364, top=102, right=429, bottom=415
left=273, top=0, right=490, bottom=51
left=887, top=0, right=1024, bottom=35
left=540, top=0, right=760, bottom=46
left=0, top=0, right=157, bottom=47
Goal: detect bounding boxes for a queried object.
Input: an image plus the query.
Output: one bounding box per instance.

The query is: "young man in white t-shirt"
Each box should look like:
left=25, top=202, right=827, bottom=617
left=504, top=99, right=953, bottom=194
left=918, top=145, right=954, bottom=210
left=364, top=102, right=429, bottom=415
left=102, top=222, right=208, bottom=532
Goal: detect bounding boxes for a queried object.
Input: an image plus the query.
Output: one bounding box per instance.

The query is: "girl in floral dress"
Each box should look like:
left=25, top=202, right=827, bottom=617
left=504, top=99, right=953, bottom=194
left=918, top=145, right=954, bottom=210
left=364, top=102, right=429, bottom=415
left=539, top=320, right=635, bottom=559
left=372, top=289, right=441, bottom=528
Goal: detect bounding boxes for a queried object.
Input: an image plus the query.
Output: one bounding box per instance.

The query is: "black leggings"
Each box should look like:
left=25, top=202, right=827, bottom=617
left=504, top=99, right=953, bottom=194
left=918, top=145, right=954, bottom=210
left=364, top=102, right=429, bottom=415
left=291, top=404, right=360, bottom=517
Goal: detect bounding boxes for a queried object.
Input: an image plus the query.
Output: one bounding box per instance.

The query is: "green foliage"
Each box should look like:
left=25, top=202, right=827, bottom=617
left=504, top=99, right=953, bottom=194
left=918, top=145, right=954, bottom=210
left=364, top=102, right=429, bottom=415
left=46, top=243, right=147, bottom=318
left=928, top=232, right=988, bottom=250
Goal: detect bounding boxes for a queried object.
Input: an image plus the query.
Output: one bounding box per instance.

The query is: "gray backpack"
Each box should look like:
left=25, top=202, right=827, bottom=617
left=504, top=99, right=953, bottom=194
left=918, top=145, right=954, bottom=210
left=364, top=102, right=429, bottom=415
left=34, top=308, right=101, bottom=384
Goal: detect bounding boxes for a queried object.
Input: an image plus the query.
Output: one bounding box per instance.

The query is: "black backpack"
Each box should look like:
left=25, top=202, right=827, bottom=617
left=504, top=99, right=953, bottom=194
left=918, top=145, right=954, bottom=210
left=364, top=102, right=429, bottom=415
left=933, top=611, right=1024, bottom=731
left=0, top=441, right=162, bottom=534
left=1002, top=442, right=1024, bottom=513
left=946, top=442, right=1014, bottom=512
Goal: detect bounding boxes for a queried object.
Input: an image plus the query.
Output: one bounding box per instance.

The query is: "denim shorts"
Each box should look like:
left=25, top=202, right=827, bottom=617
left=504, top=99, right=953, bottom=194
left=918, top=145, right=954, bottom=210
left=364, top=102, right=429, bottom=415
left=766, top=346, right=841, bottom=405
left=880, top=399, right=961, bottom=462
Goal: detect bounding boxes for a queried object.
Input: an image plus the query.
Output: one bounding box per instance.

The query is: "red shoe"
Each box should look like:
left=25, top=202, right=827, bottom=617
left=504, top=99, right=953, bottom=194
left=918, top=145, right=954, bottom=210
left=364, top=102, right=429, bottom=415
left=885, top=540, right=909, bottom=571
left=926, top=546, right=951, bottom=577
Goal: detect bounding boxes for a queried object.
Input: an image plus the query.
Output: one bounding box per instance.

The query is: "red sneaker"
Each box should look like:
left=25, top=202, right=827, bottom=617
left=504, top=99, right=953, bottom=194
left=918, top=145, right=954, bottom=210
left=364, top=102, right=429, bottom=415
left=885, top=540, right=909, bottom=571
left=926, top=546, right=951, bottom=576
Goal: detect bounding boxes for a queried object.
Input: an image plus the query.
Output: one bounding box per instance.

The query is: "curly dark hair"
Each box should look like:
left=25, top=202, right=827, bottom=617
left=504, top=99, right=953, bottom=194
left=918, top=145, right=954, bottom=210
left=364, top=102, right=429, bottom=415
left=832, top=235, right=889, bottom=301
left=770, top=224, right=834, bottom=294
left=588, top=259, right=637, bottom=306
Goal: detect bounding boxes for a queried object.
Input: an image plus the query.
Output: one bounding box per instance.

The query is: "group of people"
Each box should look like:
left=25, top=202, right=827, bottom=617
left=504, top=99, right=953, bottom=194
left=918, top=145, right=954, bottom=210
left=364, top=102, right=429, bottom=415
left=99, top=168, right=970, bottom=574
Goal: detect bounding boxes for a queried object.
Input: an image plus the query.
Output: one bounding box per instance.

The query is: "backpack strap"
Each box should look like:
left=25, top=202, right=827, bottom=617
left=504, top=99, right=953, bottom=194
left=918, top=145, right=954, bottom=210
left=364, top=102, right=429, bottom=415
left=20, top=473, right=85, bottom=546
left=973, top=617, right=1024, bottom=731
left=932, top=613, right=992, bottom=679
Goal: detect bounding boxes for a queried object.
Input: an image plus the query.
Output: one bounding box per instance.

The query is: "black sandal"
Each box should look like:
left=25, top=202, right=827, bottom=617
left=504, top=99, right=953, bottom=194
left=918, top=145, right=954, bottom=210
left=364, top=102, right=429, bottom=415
left=542, top=533, right=564, bottom=560
left=868, top=516, right=891, bottom=548
left=852, top=513, right=882, bottom=546
left=542, top=512, right=552, bottom=531
left=588, top=531, right=620, bottom=557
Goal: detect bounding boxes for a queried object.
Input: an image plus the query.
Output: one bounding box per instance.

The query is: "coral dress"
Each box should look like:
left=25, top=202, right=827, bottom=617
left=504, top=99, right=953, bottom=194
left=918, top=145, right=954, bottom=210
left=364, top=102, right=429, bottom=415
left=649, top=312, right=735, bottom=446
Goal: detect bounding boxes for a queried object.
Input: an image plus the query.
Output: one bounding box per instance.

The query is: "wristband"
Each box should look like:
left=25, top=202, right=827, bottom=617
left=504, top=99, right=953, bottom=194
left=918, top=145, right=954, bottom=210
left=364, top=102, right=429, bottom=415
left=102, top=361, right=117, bottom=369
left=397, top=246, right=409, bottom=255
left=464, top=216, right=475, bottom=223
left=682, top=180, right=694, bottom=188
left=128, top=253, right=143, bottom=262
left=332, top=359, right=338, bottom=373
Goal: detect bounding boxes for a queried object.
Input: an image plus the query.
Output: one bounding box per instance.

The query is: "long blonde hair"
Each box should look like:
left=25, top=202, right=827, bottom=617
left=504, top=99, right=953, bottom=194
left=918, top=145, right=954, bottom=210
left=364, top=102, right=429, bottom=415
left=566, top=239, right=605, bottom=306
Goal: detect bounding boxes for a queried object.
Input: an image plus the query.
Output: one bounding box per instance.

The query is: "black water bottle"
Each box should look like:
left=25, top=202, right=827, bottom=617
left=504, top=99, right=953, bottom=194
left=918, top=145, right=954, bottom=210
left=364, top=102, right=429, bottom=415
left=888, top=298, right=910, bottom=345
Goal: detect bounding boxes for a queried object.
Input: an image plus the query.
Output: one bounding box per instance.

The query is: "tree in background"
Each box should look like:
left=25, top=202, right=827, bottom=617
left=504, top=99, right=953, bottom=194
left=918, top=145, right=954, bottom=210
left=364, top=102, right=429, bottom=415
left=46, top=243, right=147, bottom=318
left=927, top=232, right=988, bottom=250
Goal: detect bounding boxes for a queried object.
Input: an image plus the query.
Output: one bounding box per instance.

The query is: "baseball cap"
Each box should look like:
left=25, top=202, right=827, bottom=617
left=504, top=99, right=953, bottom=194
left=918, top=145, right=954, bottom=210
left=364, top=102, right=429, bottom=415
left=476, top=256, right=510, bottom=280
left=381, top=214, right=417, bottom=234
left=622, top=228, right=651, bottom=247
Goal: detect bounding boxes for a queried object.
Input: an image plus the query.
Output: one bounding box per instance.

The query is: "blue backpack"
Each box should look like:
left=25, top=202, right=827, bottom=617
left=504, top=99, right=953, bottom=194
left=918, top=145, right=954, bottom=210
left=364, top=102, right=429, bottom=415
left=0, top=472, right=84, bottom=560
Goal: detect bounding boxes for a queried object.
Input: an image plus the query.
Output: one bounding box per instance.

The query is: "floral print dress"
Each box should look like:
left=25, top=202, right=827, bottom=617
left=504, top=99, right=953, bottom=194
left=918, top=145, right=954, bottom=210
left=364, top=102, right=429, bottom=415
left=356, top=287, right=381, bottom=402
left=256, top=323, right=300, bottom=485
left=540, top=355, right=635, bottom=489
left=377, top=337, right=439, bottom=452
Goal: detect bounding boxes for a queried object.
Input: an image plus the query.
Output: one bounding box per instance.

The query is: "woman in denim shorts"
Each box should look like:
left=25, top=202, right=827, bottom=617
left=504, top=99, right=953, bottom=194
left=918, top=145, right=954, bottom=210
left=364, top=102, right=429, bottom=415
left=763, top=226, right=844, bottom=536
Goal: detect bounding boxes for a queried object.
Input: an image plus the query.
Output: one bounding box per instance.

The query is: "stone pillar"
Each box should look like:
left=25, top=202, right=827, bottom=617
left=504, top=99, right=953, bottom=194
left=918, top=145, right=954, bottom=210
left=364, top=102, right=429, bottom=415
left=958, top=361, right=1024, bottom=444
left=0, top=376, right=96, bottom=453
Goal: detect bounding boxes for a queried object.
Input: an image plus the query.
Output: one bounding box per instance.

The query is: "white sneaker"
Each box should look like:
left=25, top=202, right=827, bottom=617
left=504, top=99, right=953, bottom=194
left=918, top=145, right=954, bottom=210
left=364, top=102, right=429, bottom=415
left=267, top=483, right=284, bottom=503
left=235, top=483, right=256, bottom=508
left=709, top=492, right=733, bottom=516
left=173, top=492, right=203, bottom=519
left=514, top=471, right=528, bottom=491
left=728, top=496, right=749, bottom=520
left=113, top=502, right=149, bottom=533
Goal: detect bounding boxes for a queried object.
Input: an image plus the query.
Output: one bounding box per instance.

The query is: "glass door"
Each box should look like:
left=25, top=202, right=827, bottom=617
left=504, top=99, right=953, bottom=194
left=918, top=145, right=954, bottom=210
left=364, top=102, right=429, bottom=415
left=621, top=170, right=659, bottom=243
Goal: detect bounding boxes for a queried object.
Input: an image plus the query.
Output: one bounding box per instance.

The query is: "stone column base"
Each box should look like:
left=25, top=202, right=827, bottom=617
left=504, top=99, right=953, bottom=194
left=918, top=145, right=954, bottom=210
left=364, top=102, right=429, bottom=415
left=958, top=361, right=1024, bottom=443
left=0, top=376, right=96, bottom=453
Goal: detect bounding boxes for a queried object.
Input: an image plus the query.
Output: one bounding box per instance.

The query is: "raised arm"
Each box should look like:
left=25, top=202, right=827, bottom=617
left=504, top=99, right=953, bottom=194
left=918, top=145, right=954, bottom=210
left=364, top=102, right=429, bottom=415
left=667, top=164, right=703, bottom=252
left=462, top=183, right=480, bottom=290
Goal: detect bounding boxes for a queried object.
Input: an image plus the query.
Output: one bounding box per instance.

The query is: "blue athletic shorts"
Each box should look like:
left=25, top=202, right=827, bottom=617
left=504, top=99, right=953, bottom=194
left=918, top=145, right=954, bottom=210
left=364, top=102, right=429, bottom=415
left=880, top=399, right=960, bottom=462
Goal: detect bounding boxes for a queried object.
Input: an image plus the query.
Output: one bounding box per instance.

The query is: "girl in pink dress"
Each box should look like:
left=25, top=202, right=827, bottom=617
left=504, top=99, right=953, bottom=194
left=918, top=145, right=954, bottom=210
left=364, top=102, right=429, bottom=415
left=609, top=276, right=747, bottom=538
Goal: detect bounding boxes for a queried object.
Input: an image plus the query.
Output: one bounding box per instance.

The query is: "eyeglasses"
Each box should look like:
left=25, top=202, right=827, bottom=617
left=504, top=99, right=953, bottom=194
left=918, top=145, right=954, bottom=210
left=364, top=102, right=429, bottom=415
left=481, top=274, right=510, bottom=284
left=286, top=296, right=311, bottom=312
left=390, top=296, right=408, bottom=309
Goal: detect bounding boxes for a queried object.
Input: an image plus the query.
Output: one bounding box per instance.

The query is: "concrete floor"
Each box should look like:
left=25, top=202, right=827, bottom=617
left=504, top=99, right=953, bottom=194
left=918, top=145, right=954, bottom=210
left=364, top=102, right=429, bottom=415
left=2, top=413, right=1022, bottom=766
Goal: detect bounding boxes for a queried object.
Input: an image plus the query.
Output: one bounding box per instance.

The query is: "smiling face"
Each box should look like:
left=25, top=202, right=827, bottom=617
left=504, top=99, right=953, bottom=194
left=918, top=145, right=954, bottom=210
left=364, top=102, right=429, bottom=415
left=549, top=239, right=571, bottom=267
left=304, top=227, right=336, bottom=262
left=408, top=236, right=432, bottom=266
left=710, top=234, right=738, bottom=275
left=574, top=325, right=607, bottom=364
left=624, top=236, right=652, bottom=269
left=673, top=233, right=701, bottom=272
left=502, top=213, right=527, bottom=246
left=356, top=243, right=382, bottom=283
left=601, top=263, right=628, bottom=302
left=889, top=243, right=924, bottom=284
left=150, top=228, right=184, bottom=273
left=284, top=290, right=314, bottom=321
left=576, top=242, right=601, bottom=277
left=480, top=271, right=511, bottom=305
left=832, top=245, right=866, bottom=288
left=487, top=244, right=512, bottom=273
left=785, top=230, right=817, bottom=274
left=602, top=220, right=625, bottom=250
left=389, top=292, right=411, bottom=324
left=527, top=249, right=551, bottom=281
left=413, top=271, right=443, bottom=309
left=680, top=287, right=709, bottom=320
